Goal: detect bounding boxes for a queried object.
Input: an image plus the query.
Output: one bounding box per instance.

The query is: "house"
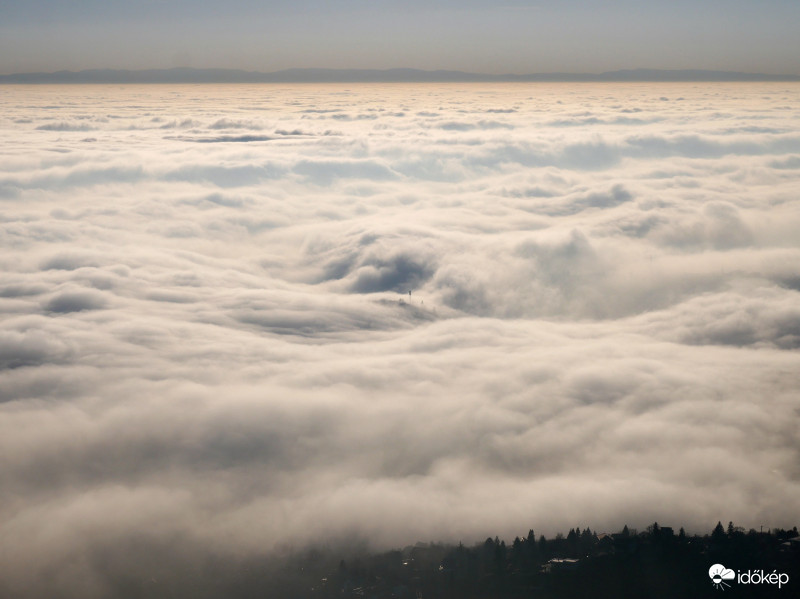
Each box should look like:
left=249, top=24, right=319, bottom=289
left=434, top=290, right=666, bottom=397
left=542, top=558, right=580, bottom=573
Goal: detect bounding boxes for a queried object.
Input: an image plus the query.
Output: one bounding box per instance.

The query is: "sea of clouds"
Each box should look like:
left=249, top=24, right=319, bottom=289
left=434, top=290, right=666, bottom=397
left=1, top=82, right=799, bottom=596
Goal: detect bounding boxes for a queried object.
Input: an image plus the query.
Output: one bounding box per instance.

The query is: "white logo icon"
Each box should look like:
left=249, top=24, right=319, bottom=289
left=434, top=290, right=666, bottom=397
left=709, top=564, right=735, bottom=590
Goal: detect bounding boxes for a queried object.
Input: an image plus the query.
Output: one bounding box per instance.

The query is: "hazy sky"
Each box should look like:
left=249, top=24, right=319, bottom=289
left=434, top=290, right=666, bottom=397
left=2, top=0, right=800, bottom=75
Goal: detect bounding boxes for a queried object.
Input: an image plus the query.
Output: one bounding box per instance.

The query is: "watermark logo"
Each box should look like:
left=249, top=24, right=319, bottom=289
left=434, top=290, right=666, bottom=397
left=709, top=563, right=790, bottom=591
left=709, top=564, right=735, bottom=590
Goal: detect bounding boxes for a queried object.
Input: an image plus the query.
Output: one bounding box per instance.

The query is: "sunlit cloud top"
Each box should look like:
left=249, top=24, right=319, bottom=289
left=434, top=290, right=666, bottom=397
left=2, top=82, right=800, bottom=598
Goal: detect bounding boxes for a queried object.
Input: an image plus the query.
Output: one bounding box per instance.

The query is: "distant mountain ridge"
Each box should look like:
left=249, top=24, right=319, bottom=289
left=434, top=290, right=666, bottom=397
left=2, top=67, right=799, bottom=83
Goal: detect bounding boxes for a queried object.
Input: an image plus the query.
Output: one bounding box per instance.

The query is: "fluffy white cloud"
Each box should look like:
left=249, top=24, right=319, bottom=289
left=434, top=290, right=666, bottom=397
left=1, top=82, right=799, bottom=597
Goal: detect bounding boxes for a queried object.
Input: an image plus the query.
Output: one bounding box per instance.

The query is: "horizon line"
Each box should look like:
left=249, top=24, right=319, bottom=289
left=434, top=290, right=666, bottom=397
left=2, top=66, right=800, bottom=84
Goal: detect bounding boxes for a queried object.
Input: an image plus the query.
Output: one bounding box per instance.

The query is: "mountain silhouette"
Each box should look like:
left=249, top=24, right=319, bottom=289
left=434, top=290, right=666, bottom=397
left=2, top=67, right=798, bottom=84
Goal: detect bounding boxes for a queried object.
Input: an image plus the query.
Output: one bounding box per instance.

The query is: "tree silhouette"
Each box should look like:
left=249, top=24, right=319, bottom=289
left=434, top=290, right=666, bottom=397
left=712, top=521, right=726, bottom=543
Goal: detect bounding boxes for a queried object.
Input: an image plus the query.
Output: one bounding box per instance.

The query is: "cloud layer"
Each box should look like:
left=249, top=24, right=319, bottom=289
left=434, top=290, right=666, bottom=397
left=1, top=82, right=799, bottom=597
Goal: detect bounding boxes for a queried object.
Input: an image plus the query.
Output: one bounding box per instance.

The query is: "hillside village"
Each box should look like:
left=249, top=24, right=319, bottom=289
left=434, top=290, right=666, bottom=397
left=275, top=523, right=800, bottom=599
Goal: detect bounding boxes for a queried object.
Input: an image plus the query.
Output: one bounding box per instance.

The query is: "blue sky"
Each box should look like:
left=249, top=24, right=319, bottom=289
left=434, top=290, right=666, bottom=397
left=1, top=1, right=799, bottom=74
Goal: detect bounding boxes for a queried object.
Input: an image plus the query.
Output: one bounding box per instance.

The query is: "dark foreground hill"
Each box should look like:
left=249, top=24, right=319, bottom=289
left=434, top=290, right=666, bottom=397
left=7, top=521, right=794, bottom=599
left=276, top=522, right=798, bottom=599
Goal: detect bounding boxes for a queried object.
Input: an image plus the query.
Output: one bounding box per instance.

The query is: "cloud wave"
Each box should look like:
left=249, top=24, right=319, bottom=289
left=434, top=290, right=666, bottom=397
left=1, top=82, right=799, bottom=597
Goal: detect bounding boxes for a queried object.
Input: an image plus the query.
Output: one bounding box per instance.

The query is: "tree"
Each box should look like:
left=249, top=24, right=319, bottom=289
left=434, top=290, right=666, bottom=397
left=712, top=521, right=726, bottom=543
left=567, top=528, right=577, bottom=543
left=482, top=537, right=496, bottom=569
left=494, top=541, right=507, bottom=575
left=649, top=522, right=660, bottom=538
left=511, top=537, right=523, bottom=569
left=578, top=528, right=594, bottom=554
left=526, top=529, right=539, bottom=564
